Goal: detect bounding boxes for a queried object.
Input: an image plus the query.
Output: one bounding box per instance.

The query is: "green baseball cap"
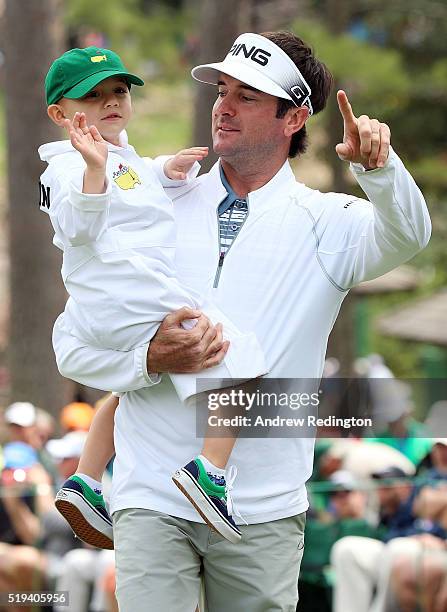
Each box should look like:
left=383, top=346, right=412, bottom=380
left=45, top=47, right=144, bottom=106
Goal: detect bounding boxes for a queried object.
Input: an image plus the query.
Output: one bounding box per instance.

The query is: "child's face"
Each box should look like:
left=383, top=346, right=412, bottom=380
left=58, top=76, right=132, bottom=145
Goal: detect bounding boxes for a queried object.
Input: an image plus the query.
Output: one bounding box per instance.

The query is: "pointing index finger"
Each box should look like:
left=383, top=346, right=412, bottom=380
left=337, top=90, right=357, bottom=127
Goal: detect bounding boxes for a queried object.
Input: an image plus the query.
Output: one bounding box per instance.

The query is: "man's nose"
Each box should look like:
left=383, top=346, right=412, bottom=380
left=216, top=95, right=236, bottom=116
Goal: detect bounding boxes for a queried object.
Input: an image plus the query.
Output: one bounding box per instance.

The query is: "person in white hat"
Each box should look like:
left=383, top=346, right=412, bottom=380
left=4, top=401, right=37, bottom=428
left=53, top=30, right=431, bottom=611
left=3, top=402, right=41, bottom=449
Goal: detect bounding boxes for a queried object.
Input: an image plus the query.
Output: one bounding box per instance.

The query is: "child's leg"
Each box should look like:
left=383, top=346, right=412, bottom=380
left=173, top=381, right=258, bottom=544
left=55, top=395, right=118, bottom=550
left=200, top=384, right=243, bottom=468
left=201, top=435, right=236, bottom=470
left=77, top=394, right=118, bottom=480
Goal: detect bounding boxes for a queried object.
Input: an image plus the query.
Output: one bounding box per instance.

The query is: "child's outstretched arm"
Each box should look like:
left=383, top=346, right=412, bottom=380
left=63, top=111, right=108, bottom=194
left=47, top=111, right=112, bottom=247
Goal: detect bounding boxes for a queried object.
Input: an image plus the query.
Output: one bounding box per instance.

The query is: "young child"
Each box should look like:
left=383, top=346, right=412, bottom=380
left=39, top=47, right=267, bottom=548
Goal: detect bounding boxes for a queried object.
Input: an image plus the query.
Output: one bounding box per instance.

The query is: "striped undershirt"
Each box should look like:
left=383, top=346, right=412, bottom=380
left=218, top=165, right=248, bottom=258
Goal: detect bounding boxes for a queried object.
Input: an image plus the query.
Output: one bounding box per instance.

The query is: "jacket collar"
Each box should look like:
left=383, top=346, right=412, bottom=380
left=204, top=159, right=307, bottom=216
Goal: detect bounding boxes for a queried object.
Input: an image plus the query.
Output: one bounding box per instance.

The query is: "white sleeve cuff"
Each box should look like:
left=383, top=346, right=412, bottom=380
left=136, top=342, right=162, bottom=386
left=68, top=176, right=112, bottom=211
left=350, top=146, right=396, bottom=176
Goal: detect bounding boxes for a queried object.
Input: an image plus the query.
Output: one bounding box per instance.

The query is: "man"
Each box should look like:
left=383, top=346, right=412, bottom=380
left=52, top=31, right=431, bottom=610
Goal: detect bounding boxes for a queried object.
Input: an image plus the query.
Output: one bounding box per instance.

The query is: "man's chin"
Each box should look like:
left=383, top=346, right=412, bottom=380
left=213, top=141, right=239, bottom=158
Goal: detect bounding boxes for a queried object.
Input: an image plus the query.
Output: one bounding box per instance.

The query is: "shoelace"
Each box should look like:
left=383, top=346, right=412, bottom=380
left=225, top=465, right=247, bottom=525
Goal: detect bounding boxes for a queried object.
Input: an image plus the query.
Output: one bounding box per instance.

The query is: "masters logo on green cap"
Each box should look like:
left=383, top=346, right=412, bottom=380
left=45, top=47, right=144, bottom=106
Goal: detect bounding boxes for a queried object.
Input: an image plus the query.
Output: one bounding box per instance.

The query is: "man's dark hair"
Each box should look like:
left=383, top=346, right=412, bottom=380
left=261, top=31, right=333, bottom=158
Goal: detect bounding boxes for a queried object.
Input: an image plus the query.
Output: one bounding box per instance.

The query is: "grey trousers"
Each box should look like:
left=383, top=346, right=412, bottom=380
left=113, top=508, right=306, bottom=612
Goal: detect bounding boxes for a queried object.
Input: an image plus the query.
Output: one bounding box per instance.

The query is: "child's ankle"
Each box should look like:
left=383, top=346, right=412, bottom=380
left=76, top=473, right=103, bottom=494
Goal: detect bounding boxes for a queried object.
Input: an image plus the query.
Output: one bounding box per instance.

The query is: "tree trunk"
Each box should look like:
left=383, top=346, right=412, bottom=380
left=192, top=0, right=243, bottom=173
left=324, top=0, right=356, bottom=375
left=4, top=0, right=73, bottom=416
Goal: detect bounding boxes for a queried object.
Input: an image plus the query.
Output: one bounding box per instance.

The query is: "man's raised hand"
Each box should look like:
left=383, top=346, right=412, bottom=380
left=335, top=90, right=391, bottom=170
left=64, top=111, right=108, bottom=170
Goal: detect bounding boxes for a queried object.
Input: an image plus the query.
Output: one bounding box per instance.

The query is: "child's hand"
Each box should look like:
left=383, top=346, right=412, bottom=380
left=64, top=112, right=108, bottom=170
left=164, top=147, right=208, bottom=180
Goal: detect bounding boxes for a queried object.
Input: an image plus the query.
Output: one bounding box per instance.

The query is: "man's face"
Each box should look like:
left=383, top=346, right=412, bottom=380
left=58, top=77, right=132, bottom=145
left=212, top=74, right=290, bottom=163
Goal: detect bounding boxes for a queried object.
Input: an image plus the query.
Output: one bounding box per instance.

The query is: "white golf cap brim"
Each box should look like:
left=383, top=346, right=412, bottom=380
left=191, top=33, right=313, bottom=115
left=192, top=60, right=294, bottom=103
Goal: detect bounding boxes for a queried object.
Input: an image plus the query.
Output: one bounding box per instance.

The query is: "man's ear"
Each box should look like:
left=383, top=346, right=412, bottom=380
left=283, top=107, right=309, bottom=137
left=47, top=104, right=67, bottom=127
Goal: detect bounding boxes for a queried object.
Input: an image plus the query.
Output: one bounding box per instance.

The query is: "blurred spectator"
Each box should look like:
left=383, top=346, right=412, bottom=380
left=390, top=535, right=447, bottom=612
left=328, top=470, right=367, bottom=521
left=35, top=407, right=56, bottom=446
left=47, top=431, right=115, bottom=612
left=426, top=438, right=447, bottom=476
left=47, top=431, right=88, bottom=486
left=60, top=401, right=94, bottom=433
left=331, top=462, right=447, bottom=612
left=372, top=383, right=432, bottom=467
left=54, top=548, right=115, bottom=612
left=0, top=429, right=116, bottom=611
left=4, top=402, right=59, bottom=485
left=299, top=468, right=378, bottom=610
left=103, top=563, right=119, bottom=612
left=318, top=438, right=415, bottom=480
left=0, top=441, right=54, bottom=610
left=0, top=442, right=53, bottom=545
left=4, top=402, right=41, bottom=448
left=424, top=401, right=447, bottom=438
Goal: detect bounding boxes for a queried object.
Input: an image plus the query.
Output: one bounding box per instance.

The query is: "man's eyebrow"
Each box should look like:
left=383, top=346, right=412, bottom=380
left=217, top=80, right=260, bottom=94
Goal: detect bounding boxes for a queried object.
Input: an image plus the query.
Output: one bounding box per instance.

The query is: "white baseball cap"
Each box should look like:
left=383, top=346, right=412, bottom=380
left=46, top=431, right=87, bottom=460
left=192, top=33, right=314, bottom=115
left=329, top=470, right=357, bottom=492
left=4, top=402, right=37, bottom=427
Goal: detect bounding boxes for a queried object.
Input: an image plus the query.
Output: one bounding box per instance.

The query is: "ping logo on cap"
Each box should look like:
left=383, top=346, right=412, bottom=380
left=91, top=55, right=107, bottom=63
left=228, top=43, right=271, bottom=67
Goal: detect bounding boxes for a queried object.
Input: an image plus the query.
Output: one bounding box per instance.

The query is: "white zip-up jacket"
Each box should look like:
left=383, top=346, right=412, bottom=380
left=53, top=149, right=431, bottom=523
left=39, top=136, right=267, bottom=401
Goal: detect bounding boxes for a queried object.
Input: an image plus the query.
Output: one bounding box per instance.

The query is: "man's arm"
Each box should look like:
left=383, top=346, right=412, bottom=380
left=53, top=308, right=228, bottom=393
left=317, top=91, right=431, bottom=290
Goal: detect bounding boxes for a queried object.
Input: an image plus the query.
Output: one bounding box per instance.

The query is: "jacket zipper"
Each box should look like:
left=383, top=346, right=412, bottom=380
left=213, top=195, right=250, bottom=288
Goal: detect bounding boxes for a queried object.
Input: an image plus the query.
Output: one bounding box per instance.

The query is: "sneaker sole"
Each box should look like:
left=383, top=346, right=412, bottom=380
left=55, top=490, right=114, bottom=550
left=172, top=469, right=241, bottom=544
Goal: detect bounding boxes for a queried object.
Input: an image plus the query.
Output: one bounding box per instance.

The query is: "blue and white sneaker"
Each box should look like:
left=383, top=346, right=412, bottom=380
left=55, top=475, right=113, bottom=549
left=172, top=458, right=242, bottom=544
